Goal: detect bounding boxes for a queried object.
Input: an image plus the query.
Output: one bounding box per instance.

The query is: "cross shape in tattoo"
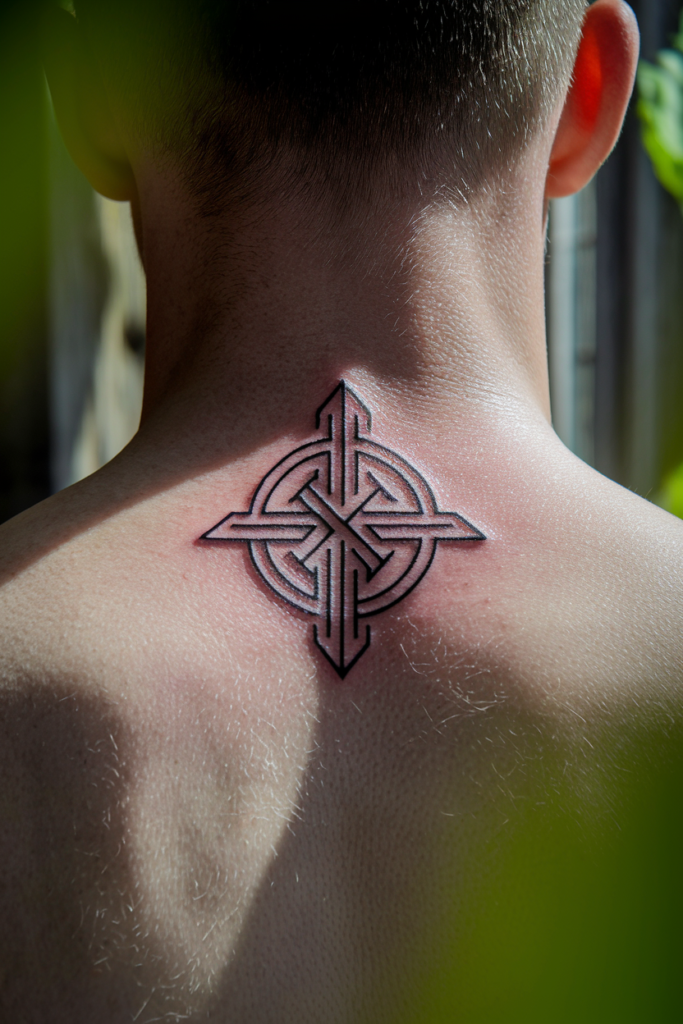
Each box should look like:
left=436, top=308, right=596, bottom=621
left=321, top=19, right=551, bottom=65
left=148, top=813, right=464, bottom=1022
left=201, top=381, right=485, bottom=677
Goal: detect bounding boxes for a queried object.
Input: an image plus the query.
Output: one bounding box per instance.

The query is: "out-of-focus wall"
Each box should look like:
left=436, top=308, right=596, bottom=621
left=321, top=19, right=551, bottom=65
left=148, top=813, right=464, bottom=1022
left=547, top=182, right=597, bottom=468
left=49, top=111, right=145, bottom=491
left=68, top=197, right=145, bottom=484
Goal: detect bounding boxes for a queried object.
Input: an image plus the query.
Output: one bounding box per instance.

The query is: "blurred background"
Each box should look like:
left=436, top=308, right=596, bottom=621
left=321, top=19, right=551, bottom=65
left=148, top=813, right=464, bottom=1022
left=2, top=0, right=683, bottom=521
left=0, top=0, right=144, bottom=522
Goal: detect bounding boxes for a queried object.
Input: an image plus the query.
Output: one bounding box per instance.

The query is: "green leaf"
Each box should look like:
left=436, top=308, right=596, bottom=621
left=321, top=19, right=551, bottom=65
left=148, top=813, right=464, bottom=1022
left=637, top=52, right=683, bottom=203
left=657, top=460, right=683, bottom=519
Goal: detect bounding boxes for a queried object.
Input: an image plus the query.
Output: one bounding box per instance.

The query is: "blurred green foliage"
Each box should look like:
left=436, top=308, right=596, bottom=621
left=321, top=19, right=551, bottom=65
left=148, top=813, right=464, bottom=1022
left=406, top=721, right=683, bottom=1024
left=638, top=12, right=683, bottom=516
left=637, top=11, right=683, bottom=214
left=657, top=459, right=683, bottom=517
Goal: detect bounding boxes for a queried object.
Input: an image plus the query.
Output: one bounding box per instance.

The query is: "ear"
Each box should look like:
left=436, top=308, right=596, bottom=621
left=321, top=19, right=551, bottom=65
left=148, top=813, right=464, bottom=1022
left=41, top=6, right=136, bottom=202
left=545, top=0, right=640, bottom=199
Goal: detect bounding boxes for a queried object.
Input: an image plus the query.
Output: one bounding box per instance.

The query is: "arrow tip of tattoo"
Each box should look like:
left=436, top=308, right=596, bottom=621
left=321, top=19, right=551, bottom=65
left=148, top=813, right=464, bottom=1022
left=315, top=379, right=372, bottom=434
left=200, top=512, right=243, bottom=541
left=454, top=517, right=486, bottom=541
left=313, top=623, right=371, bottom=679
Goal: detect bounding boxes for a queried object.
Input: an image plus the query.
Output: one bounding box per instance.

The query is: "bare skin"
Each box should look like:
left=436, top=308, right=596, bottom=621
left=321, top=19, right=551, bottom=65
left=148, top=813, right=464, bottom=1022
left=2, top=3, right=680, bottom=1022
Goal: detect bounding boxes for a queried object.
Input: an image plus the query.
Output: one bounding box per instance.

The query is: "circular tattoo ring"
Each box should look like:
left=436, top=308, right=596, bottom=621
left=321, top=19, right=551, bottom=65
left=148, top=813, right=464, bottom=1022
left=202, top=381, right=485, bottom=678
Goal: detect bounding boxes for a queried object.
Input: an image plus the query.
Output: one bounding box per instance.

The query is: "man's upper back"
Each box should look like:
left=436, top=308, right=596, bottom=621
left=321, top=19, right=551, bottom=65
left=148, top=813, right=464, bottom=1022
left=2, top=404, right=682, bottom=1022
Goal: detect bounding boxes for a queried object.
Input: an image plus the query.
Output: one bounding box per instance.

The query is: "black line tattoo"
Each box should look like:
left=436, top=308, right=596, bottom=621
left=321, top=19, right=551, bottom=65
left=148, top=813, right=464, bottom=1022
left=201, top=381, right=486, bottom=678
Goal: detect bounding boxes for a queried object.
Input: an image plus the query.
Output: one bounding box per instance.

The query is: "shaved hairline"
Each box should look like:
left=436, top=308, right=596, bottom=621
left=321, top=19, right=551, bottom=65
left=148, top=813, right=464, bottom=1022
left=75, top=0, right=587, bottom=208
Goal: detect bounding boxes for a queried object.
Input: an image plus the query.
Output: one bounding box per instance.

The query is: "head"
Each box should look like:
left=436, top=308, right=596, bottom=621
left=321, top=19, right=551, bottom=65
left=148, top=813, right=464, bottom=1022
left=43, top=0, right=639, bottom=218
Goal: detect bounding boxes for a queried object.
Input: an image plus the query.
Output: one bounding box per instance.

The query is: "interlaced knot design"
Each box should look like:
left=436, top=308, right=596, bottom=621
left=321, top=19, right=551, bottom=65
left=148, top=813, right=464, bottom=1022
left=202, top=381, right=485, bottom=677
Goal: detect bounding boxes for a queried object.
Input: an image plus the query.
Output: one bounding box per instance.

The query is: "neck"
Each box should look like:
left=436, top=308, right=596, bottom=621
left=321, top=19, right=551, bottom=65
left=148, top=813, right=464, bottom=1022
left=133, top=158, right=552, bottom=461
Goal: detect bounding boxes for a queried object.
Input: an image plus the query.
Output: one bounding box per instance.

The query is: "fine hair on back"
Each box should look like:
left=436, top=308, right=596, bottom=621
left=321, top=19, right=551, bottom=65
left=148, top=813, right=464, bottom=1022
left=75, top=0, right=587, bottom=204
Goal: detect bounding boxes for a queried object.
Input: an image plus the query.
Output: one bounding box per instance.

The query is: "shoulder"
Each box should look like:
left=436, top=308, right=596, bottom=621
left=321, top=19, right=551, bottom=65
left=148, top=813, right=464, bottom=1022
left=399, top=440, right=683, bottom=727
left=0, top=458, right=279, bottom=693
left=484, top=452, right=683, bottom=703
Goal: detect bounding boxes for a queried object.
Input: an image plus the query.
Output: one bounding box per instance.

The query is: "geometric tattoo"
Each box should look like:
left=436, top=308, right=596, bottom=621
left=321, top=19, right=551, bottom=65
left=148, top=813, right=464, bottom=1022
left=201, top=381, right=485, bottom=677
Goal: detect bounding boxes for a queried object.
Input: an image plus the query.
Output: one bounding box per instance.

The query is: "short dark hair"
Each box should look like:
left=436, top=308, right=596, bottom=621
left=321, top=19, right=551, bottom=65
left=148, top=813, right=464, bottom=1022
left=76, top=0, right=586, bottom=204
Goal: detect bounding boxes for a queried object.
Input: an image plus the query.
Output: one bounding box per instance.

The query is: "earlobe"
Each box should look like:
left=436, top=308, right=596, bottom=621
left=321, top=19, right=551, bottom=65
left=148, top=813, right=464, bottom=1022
left=41, top=6, right=136, bottom=202
left=545, top=0, right=639, bottom=199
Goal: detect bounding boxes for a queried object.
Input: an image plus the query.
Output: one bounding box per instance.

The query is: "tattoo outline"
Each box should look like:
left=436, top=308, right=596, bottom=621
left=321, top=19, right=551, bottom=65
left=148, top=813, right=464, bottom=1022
left=201, top=381, right=485, bottom=677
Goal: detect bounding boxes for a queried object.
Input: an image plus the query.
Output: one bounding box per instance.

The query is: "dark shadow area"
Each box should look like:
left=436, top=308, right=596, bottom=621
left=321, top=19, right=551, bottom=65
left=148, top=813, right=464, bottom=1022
left=0, top=683, right=147, bottom=1022
left=0, top=0, right=50, bottom=524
